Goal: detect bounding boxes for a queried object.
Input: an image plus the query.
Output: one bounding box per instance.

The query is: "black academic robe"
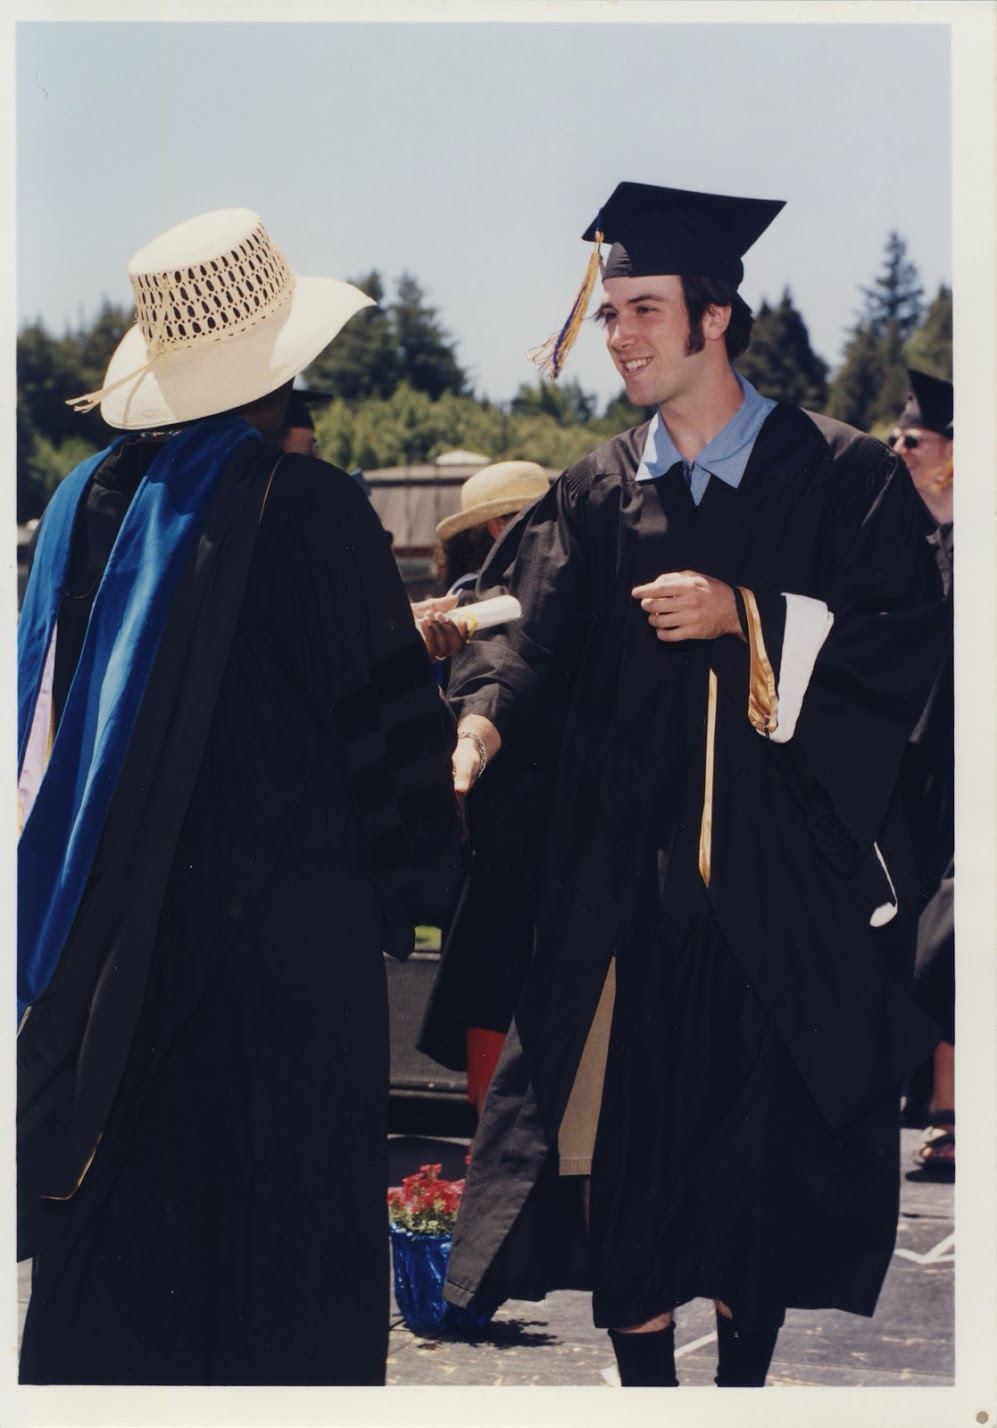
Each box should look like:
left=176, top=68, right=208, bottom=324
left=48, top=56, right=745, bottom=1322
left=18, top=434, right=460, bottom=1385
left=442, top=404, right=947, bottom=1332
left=419, top=531, right=559, bottom=1071
left=901, top=524, right=954, bottom=1042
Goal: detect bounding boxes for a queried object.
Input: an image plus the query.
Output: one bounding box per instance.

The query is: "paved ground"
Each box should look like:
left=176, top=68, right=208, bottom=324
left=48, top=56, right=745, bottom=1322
left=385, top=1127, right=954, bottom=1389
left=16, top=1129, right=954, bottom=1391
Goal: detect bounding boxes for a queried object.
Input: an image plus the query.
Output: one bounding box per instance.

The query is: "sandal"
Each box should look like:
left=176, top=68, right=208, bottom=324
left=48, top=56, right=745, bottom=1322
left=908, top=1110, right=955, bottom=1182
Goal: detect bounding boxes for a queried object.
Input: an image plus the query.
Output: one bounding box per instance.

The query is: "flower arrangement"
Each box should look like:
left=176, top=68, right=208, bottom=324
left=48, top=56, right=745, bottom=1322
left=387, top=1163, right=464, bottom=1236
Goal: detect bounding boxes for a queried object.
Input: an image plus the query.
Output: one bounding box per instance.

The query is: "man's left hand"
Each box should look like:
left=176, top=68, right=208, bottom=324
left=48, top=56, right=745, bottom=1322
left=632, top=571, right=743, bottom=643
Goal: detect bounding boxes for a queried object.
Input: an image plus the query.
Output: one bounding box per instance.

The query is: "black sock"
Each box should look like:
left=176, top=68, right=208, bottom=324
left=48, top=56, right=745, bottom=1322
left=608, top=1323, right=679, bottom=1387
left=714, top=1312, right=779, bottom=1387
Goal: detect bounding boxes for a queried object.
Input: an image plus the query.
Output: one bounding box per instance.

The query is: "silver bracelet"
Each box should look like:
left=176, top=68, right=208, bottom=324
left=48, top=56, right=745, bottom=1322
left=457, top=729, right=488, bottom=778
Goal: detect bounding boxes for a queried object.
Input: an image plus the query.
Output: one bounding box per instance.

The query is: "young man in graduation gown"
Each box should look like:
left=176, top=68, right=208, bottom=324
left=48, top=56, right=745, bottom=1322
left=441, top=183, right=948, bottom=1387
left=16, top=209, right=461, bottom=1385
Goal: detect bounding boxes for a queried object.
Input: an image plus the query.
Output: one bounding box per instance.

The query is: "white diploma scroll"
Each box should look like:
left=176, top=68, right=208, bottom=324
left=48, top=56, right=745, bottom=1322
left=445, top=594, right=522, bottom=637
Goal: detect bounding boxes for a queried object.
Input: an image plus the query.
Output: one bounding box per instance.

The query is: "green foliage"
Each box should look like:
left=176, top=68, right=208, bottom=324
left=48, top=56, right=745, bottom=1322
left=826, top=232, right=935, bottom=433
left=17, top=252, right=954, bottom=517
left=311, top=380, right=648, bottom=474
left=305, top=271, right=466, bottom=402
left=904, top=284, right=952, bottom=380
left=391, top=273, right=468, bottom=400
left=825, top=322, right=889, bottom=430
left=17, top=302, right=128, bottom=519
left=21, top=433, right=100, bottom=522
left=861, top=231, right=923, bottom=340
left=736, top=288, right=828, bottom=409
left=510, top=378, right=596, bottom=425
left=601, top=390, right=655, bottom=430
left=305, top=271, right=399, bottom=400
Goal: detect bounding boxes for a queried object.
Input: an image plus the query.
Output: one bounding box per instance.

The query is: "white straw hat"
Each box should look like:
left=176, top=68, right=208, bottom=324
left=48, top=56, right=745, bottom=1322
left=436, top=461, right=550, bottom=540
left=68, top=209, right=374, bottom=430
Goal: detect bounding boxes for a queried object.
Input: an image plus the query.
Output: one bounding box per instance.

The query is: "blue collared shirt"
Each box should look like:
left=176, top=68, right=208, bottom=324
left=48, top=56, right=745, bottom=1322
left=634, top=374, right=776, bottom=505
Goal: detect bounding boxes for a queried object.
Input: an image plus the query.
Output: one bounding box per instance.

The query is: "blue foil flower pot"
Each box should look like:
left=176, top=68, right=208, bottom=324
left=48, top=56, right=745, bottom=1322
left=389, top=1225, right=495, bottom=1337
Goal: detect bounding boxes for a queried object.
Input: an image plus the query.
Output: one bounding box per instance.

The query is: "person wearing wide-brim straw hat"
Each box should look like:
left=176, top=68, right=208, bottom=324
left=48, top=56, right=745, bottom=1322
left=17, top=209, right=461, bottom=1386
left=436, top=460, right=551, bottom=543
left=430, top=461, right=549, bottom=600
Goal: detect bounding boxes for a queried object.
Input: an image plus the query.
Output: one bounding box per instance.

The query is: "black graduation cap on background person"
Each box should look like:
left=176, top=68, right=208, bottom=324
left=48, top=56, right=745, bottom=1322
left=531, top=182, right=785, bottom=379
left=898, top=368, right=954, bottom=437
left=284, top=387, right=334, bottom=430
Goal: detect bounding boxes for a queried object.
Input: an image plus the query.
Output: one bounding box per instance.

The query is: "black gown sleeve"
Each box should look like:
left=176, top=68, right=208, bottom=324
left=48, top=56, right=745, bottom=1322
left=280, top=456, right=463, bottom=952
left=709, top=443, right=947, bottom=871
left=446, top=473, right=590, bottom=741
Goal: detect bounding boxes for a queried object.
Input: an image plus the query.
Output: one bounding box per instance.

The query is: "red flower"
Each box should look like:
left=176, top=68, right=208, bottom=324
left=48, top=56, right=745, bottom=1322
left=387, top=1162, right=466, bottom=1234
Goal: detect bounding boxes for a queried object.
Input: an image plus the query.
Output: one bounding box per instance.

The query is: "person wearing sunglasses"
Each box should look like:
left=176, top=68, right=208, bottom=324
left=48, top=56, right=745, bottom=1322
left=890, top=369, right=953, bottom=526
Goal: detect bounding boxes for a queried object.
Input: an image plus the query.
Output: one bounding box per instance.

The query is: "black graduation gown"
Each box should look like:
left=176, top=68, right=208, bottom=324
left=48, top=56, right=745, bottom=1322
left=18, top=435, right=460, bottom=1385
left=419, top=534, right=559, bottom=1071
left=442, top=404, right=947, bottom=1331
left=901, top=524, right=954, bottom=1042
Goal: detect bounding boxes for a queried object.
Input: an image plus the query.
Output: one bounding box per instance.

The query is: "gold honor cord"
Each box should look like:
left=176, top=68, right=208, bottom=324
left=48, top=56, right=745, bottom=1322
left=737, top=586, right=778, bottom=735
left=698, top=669, right=718, bottom=887
left=42, top=1135, right=102, bottom=1201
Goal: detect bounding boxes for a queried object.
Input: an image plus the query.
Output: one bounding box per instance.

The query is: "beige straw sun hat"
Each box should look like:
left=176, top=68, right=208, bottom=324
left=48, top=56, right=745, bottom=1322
left=69, top=209, right=374, bottom=431
left=436, top=461, right=550, bottom=541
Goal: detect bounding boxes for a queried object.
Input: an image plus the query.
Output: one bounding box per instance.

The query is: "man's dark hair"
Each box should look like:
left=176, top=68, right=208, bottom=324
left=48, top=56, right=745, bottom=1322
left=680, top=275, right=754, bottom=361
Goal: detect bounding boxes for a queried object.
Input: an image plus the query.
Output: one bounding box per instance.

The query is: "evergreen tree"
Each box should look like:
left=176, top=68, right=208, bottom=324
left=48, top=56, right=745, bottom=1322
left=735, top=289, right=828, bottom=409
left=861, top=230, right=923, bottom=340
left=390, top=273, right=467, bottom=400
left=824, top=322, right=889, bottom=431
left=304, top=270, right=399, bottom=400
left=826, top=232, right=926, bottom=432
left=17, top=303, right=130, bottom=520
left=305, top=271, right=467, bottom=402
left=510, top=378, right=596, bottom=425
left=905, top=284, right=952, bottom=380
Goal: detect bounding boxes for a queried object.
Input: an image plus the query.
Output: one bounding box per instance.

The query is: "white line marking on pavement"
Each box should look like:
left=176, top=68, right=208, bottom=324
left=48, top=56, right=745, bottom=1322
left=895, top=1231, right=956, bottom=1265
left=600, top=1365, right=620, bottom=1386
left=675, top=1330, right=718, bottom=1359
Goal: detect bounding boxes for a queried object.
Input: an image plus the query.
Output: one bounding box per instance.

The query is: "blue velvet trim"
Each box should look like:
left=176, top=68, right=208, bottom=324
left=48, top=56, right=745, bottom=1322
left=17, top=418, right=264, bottom=1017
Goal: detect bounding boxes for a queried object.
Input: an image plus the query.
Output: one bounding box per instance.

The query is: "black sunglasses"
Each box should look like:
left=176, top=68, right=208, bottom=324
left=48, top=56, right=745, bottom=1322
left=892, top=433, right=923, bottom=451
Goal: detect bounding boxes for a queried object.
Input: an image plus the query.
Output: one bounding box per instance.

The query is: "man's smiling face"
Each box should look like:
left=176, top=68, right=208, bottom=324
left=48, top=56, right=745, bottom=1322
left=597, top=274, right=712, bottom=411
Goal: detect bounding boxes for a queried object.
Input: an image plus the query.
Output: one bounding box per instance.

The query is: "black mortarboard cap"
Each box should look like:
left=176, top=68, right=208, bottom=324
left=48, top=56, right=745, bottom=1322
left=899, top=369, right=953, bottom=437
left=284, top=390, right=315, bottom=430
left=583, top=182, right=785, bottom=286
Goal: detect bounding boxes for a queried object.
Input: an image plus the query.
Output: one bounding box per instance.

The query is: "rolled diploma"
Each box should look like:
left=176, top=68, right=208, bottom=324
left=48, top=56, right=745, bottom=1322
left=445, top=594, right=522, bottom=637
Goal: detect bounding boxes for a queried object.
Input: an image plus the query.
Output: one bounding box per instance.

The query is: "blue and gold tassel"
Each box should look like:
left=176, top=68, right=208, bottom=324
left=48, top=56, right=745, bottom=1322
left=528, top=230, right=604, bottom=380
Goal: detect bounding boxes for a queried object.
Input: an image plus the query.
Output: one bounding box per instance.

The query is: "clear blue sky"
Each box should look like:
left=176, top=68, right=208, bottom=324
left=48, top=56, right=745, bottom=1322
left=17, top=15, right=952, bottom=409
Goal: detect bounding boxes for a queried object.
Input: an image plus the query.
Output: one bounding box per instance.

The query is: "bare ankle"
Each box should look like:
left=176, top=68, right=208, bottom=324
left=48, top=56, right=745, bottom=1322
left=613, top=1311, right=674, bottom=1333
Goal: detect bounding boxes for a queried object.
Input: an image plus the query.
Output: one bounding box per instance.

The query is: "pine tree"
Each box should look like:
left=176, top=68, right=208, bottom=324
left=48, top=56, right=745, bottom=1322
left=735, top=288, right=828, bottom=408
left=905, top=284, right=952, bottom=380
left=824, top=322, right=889, bottom=430
left=826, top=232, right=925, bottom=432
left=390, top=273, right=467, bottom=401
left=510, top=378, right=596, bottom=425
left=861, top=231, right=924, bottom=340
left=305, top=270, right=399, bottom=400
